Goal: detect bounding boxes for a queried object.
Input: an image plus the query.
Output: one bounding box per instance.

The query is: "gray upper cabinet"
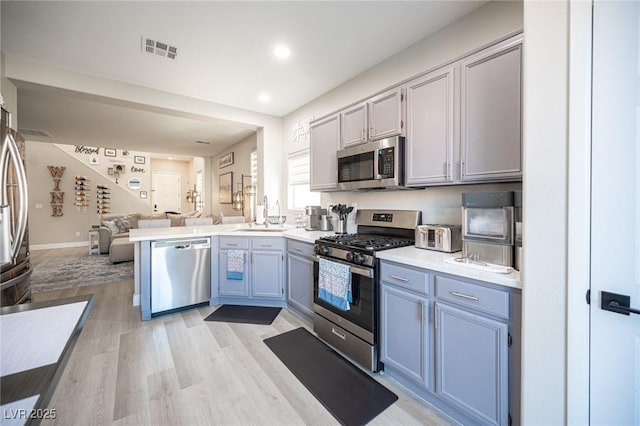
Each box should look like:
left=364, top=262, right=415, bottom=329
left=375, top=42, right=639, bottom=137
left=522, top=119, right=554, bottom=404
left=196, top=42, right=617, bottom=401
left=368, top=86, right=404, bottom=141
left=460, top=35, right=523, bottom=182
left=341, top=102, right=368, bottom=148
left=310, top=113, right=340, bottom=191
left=405, top=66, right=456, bottom=186
left=340, top=86, right=404, bottom=149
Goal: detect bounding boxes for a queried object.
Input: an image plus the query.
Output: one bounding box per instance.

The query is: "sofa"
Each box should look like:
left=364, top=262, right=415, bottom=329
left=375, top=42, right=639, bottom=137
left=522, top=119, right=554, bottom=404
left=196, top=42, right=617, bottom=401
left=98, top=211, right=222, bottom=263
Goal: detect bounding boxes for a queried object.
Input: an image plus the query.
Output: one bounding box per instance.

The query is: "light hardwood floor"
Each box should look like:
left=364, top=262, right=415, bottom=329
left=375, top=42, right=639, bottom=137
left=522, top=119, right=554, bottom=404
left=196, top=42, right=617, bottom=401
left=30, top=248, right=454, bottom=426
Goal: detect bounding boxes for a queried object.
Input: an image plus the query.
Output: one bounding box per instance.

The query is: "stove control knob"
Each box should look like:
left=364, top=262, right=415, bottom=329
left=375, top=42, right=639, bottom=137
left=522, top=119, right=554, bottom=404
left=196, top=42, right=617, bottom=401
left=316, top=245, right=330, bottom=256
left=352, top=253, right=365, bottom=264
left=346, top=252, right=354, bottom=262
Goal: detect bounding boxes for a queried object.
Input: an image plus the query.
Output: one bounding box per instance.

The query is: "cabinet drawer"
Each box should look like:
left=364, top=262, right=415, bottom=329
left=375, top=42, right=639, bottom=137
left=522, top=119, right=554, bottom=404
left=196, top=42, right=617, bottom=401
left=287, top=239, right=314, bottom=257
left=219, top=237, right=249, bottom=249
left=380, top=261, right=429, bottom=295
left=435, top=275, right=509, bottom=319
left=252, top=237, right=284, bottom=251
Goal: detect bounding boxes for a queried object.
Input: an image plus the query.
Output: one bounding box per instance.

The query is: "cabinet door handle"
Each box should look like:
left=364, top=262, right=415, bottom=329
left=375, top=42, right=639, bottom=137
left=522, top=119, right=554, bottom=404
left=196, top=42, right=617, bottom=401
left=362, top=128, right=366, bottom=141
left=419, top=301, right=424, bottom=320
left=259, top=244, right=271, bottom=247
left=390, top=275, right=409, bottom=282
left=227, top=243, right=238, bottom=247
left=331, top=327, right=346, bottom=340
left=450, top=291, right=479, bottom=301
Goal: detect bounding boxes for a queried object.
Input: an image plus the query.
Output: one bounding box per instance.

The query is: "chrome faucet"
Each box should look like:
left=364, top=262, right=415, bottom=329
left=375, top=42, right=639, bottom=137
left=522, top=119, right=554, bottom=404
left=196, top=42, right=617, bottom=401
left=263, top=195, right=269, bottom=228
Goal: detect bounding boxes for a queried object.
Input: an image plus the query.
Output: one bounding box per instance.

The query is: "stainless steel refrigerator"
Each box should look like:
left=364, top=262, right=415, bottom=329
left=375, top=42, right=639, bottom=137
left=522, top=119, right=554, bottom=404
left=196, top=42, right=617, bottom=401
left=1, top=106, right=31, bottom=305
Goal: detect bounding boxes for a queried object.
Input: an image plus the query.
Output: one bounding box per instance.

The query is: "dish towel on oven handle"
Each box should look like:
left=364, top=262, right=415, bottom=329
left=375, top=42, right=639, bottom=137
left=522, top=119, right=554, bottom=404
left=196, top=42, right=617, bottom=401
left=318, top=258, right=352, bottom=311
left=226, top=249, right=245, bottom=280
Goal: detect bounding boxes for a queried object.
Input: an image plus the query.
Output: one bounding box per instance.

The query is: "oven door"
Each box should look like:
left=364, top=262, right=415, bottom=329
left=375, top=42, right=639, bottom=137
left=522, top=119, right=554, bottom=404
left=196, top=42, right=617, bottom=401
left=312, top=255, right=376, bottom=344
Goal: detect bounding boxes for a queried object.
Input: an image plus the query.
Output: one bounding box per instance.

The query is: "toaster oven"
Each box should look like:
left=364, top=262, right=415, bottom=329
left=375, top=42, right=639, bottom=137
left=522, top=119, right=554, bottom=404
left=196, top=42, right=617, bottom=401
left=415, top=225, right=462, bottom=253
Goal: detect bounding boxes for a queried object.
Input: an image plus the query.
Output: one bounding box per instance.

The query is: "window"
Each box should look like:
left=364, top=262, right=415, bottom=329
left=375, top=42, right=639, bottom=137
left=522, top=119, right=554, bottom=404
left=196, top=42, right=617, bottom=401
left=288, top=149, right=320, bottom=210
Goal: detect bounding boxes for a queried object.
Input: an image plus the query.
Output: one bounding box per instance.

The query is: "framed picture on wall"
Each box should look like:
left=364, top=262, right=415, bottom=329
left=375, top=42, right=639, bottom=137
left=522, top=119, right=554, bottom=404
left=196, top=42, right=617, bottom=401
left=140, top=191, right=147, bottom=199
left=120, top=149, right=131, bottom=158
left=219, top=152, right=234, bottom=168
left=104, top=148, right=116, bottom=157
left=219, top=172, right=233, bottom=204
left=134, top=155, right=145, bottom=164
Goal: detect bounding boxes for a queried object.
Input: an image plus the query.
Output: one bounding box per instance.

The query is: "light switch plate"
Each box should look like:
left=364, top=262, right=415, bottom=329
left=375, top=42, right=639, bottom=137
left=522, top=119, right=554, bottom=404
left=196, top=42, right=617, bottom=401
left=35, top=203, right=43, bottom=209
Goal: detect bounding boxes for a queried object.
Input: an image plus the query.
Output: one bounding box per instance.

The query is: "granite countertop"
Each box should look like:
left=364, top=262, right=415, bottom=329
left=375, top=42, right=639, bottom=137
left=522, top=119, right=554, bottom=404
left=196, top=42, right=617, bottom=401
left=377, top=246, right=521, bottom=289
left=0, top=295, right=94, bottom=425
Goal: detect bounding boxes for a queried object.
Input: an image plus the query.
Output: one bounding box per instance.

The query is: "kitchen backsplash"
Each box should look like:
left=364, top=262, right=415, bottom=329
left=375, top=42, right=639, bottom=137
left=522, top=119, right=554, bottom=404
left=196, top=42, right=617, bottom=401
left=320, top=181, right=521, bottom=226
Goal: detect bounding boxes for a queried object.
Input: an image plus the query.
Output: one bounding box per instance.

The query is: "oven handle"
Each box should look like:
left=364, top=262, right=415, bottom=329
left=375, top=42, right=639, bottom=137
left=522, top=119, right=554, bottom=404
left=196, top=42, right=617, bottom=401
left=312, top=255, right=374, bottom=278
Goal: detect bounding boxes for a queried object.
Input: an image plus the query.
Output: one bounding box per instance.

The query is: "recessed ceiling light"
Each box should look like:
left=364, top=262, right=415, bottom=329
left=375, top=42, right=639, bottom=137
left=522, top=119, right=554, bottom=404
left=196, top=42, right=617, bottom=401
left=273, top=45, right=290, bottom=59
left=168, top=156, right=173, bottom=160
left=258, top=93, right=271, bottom=103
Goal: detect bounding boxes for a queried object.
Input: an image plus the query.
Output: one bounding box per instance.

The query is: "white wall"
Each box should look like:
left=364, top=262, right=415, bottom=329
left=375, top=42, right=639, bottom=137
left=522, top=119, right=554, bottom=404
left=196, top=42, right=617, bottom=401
left=1, top=51, right=18, bottom=123
left=521, top=1, right=569, bottom=424
left=281, top=1, right=524, bottom=224
left=3, top=56, right=284, bottom=206
left=211, top=133, right=257, bottom=218
left=26, top=141, right=152, bottom=246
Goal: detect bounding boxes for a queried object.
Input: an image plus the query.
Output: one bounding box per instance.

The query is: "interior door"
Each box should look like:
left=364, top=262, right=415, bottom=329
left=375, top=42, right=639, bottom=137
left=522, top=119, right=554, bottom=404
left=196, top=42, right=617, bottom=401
left=590, top=1, right=640, bottom=424
left=152, top=172, right=181, bottom=213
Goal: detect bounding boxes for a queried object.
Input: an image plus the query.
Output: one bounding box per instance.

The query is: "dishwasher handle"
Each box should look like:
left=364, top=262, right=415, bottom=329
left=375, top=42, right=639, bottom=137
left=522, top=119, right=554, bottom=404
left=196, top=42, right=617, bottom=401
left=152, top=239, right=211, bottom=250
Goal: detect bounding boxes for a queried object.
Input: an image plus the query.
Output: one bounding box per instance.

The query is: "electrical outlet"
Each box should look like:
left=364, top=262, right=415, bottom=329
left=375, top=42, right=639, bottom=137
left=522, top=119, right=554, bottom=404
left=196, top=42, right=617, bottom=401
left=75, top=231, right=81, bottom=237
left=35, top=203, right=43, bottom=209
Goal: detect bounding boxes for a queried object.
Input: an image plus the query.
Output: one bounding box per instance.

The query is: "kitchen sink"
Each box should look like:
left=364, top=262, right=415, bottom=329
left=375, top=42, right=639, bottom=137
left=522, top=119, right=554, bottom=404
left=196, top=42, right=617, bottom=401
left=233, top=227, right=286, bottom=232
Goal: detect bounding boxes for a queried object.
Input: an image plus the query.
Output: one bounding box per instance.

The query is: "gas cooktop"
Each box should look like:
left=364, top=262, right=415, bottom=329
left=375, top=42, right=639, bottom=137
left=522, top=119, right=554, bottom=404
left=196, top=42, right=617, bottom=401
left=318, top=233, right=414, bottom=252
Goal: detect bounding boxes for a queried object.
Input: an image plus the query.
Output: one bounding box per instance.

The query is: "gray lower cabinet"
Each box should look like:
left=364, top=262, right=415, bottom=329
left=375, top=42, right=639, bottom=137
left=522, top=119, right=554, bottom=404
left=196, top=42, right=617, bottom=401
left=218, top=236, right=284, bottom=301
left=251, top=249, right=283, bottom=298
left=219, top=248, right=250, bottom=297
left=286, top=240, right=314, bottom=320
left=435, top=302, right=508, bottom=426
left=379, top=260, right=520, bottom=426
left=380, top=283, right=429, bottom=388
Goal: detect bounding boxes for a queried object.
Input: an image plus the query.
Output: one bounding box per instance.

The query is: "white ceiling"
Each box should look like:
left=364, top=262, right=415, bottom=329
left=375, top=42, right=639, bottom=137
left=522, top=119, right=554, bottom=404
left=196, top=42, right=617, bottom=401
left=1, top=1, right=487, bottom=157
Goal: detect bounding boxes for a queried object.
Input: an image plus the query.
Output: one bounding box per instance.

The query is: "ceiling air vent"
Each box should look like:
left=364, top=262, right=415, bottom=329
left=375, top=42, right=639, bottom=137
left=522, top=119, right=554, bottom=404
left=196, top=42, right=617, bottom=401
left=195, top=140, right=211, bottom=145
left=18, top=128, right=53, bottom=138
left=142, top=36, right=178, bottom=60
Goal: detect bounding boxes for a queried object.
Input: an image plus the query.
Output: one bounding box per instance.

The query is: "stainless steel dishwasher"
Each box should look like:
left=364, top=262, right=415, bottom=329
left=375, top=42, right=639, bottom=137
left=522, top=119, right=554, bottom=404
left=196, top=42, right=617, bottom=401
left=151, top=238, right=211, bottom=314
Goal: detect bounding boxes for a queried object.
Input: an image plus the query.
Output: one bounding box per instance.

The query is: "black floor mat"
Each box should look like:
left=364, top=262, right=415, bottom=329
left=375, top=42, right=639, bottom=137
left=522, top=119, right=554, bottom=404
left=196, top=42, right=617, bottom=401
left=204, top=305, right=281, bottom=325
left=264, top=327, right=398, bottom=426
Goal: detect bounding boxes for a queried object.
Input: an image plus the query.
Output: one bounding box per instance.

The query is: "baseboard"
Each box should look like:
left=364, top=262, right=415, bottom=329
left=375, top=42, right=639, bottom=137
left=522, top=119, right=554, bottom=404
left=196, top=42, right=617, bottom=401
left=132, top=294, right=140, bottom=307
left=30, top=241, right=87, bottom=251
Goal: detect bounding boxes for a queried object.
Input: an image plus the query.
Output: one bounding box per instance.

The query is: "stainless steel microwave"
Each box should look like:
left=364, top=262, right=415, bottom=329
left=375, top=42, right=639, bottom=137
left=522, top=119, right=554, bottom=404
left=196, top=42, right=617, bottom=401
left=336, top=136, right=404, bottom=190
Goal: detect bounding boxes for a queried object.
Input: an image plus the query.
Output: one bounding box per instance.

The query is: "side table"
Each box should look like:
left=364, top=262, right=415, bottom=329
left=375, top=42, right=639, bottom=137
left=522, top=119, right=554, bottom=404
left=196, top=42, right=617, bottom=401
left=89, top=229, right=100, bottom=255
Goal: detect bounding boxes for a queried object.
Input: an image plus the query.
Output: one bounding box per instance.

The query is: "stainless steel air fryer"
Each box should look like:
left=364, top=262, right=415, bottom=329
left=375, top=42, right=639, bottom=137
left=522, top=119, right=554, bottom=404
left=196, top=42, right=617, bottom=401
left=461, top=191, right=515, bottom=267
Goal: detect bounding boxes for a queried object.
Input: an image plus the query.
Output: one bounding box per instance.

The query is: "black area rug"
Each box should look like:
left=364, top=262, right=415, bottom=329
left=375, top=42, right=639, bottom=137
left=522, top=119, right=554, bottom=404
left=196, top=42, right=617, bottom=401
left=204, top=305, right=281, bottom=325
left=264, top=327, right=398, bottom=426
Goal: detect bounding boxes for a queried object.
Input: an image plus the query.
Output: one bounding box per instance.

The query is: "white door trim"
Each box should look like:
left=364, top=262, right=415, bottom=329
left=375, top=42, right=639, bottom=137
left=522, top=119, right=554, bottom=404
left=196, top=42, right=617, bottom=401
left=566, top=2, right=592, bottom=425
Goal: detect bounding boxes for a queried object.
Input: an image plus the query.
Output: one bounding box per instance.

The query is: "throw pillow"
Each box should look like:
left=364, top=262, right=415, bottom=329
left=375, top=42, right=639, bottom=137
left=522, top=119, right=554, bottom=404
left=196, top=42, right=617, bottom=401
left=166, top=213, right=184, bottom=227
left=114, top=217, right=130, bottom=233
left=101, top=220, right=120, bottom=235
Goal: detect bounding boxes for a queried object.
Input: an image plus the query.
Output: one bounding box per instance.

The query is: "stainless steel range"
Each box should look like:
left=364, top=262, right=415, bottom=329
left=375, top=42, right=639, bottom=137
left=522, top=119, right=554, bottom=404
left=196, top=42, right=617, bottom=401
left=312, top=209, right=421, bottom=371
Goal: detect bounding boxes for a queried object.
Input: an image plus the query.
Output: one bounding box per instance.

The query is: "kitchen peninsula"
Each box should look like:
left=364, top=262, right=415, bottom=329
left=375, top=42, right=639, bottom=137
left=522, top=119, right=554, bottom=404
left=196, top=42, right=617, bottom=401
left=129, top=224, right=520, bottom=319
